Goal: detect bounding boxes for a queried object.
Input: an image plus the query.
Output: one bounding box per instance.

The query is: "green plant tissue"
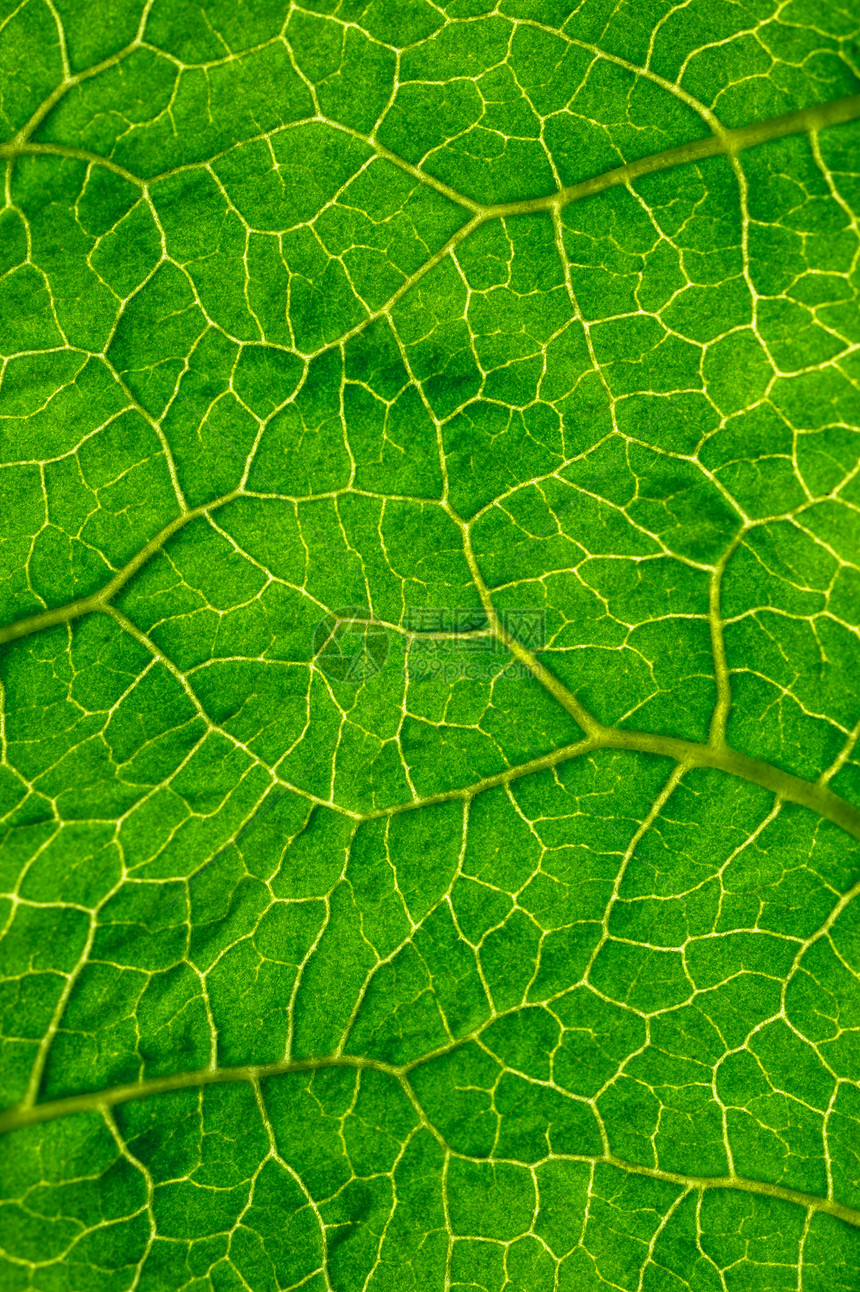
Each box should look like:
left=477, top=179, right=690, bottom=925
left=0, top=1, right=859, bottom=1288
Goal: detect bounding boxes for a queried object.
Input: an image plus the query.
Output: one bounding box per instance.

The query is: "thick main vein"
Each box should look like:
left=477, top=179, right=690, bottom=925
left=1, top=1049, right=858, bottom=1230
left=1, top=481, right=860, bottom=841
left=3, top=89, right=859, bottom=217
left=0, top=490, right=240, bottom=647
left=2, top=55, right=860, bottom=1192
left=485, top=93, right=860, bottom=216
left=2, top=91, right=856, bottom=384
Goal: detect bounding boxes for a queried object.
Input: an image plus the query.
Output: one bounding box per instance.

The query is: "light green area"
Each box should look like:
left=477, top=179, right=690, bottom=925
left=0, top=2, right=858, bottom=1289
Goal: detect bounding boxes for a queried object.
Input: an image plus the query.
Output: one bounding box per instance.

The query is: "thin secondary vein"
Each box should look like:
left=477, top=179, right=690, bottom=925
left=1, top=1052, right=858, bottom=1229
left=0, top=489, right=240, bottom=647
left=1, top=32, right=859, bottom=1261
left=367, top=728, right=860, bottom=842
left=1, top=493, right=859, bottom=842
left=1, top=93, right=858, bottom=226
left=481, top=93, right=860, bottom=219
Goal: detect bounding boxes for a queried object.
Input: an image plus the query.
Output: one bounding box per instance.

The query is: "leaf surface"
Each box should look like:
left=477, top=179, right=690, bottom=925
left=0, top=2, right=859, bottom=1289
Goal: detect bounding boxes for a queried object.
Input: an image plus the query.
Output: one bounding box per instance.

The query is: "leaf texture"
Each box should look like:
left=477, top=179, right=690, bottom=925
left=0, top=2, right=859, bottom=1289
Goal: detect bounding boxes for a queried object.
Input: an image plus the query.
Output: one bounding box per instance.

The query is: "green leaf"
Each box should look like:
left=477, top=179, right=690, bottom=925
left=0, top=3, right=859, bottom=1289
